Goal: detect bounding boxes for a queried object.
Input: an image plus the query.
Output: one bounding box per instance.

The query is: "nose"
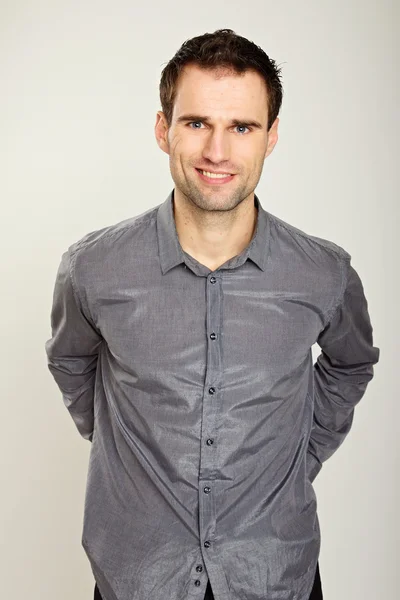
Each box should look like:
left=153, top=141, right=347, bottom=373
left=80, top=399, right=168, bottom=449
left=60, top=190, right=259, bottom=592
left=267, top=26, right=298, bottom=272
left=202, top=129, right=231, bottom=166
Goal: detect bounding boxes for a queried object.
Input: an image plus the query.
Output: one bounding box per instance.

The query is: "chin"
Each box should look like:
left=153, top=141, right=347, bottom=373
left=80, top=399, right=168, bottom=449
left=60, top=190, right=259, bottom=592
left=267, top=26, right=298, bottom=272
left=193, top=192, right=245, bottom=213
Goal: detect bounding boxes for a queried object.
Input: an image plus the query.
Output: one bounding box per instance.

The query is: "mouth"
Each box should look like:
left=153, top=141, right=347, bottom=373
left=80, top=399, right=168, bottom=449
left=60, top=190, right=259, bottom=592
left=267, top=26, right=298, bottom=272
left=195, top=168, right=235, bottom=185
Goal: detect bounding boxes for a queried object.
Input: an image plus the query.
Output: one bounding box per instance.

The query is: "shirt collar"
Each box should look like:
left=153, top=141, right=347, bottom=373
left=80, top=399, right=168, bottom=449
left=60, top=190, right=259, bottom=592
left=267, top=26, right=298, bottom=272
left=156, top=189, right=270, bottom=275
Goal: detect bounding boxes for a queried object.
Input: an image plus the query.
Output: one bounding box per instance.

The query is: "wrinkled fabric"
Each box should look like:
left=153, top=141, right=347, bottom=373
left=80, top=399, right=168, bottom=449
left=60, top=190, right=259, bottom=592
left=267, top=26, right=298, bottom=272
left=45, top=190, right=379, bottom=600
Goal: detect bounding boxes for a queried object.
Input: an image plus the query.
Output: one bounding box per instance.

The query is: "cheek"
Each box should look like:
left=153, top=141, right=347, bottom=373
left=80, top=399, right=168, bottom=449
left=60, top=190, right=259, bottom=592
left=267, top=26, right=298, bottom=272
left=247, top=145, right=267, bottom=170
left=172, top=140, right=203, bottom=170
left=169, top=136, right=182, bottom=155
left=170, top=138, right=193, bottom=165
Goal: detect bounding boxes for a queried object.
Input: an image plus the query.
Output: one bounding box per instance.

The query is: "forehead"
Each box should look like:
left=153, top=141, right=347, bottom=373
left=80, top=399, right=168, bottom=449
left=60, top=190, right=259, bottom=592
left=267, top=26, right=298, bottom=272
left=172, top=64, right=268, bottom=122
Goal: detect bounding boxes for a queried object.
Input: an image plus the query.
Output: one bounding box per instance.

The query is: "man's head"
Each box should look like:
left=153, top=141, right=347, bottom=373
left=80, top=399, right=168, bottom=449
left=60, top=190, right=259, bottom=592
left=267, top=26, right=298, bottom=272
left=155, top=29, right=283, bottom=213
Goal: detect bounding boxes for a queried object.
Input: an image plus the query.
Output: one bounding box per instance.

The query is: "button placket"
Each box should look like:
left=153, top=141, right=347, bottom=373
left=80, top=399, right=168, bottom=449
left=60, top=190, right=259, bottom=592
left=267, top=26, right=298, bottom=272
left=198, top=272, right=223, bottom=590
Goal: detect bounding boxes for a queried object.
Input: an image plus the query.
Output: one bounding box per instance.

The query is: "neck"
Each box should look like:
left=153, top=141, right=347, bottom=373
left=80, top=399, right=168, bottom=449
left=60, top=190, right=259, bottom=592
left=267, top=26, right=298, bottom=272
left=173, top=189, right=258, bottom=271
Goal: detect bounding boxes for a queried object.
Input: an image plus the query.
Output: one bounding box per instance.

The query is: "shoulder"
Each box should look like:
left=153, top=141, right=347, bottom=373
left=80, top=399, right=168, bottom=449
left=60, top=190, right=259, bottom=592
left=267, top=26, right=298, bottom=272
left=267, top=211, right=351, bottom=265
left=266, top=212, right=352, bottom=321
left=67, top=203, right=160, bottom=260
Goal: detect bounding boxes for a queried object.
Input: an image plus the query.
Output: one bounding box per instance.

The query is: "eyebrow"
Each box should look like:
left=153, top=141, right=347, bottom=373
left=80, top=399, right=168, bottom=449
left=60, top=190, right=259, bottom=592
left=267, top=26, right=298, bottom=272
left=176, top=114, right=265, bottom=130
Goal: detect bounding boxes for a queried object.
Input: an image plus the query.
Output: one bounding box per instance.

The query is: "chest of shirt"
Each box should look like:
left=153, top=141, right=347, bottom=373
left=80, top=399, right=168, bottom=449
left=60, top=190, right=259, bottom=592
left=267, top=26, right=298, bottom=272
left=89, top=260, right=327, bottom=389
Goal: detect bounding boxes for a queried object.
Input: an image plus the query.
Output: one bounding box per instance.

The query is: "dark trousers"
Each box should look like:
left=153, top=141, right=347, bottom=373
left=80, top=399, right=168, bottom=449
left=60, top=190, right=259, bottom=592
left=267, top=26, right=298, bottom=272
left=94, top=561, right=322, bottom=599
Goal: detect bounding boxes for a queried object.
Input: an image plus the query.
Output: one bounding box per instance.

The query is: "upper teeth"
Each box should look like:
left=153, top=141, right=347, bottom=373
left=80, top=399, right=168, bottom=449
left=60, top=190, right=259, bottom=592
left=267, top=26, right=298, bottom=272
left=201, top=170, right=231, bottom=179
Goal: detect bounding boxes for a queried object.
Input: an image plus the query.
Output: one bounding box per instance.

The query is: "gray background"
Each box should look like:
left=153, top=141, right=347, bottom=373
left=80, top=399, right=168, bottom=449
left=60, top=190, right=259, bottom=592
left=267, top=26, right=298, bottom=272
left=1, top=1, right=397, bottom=598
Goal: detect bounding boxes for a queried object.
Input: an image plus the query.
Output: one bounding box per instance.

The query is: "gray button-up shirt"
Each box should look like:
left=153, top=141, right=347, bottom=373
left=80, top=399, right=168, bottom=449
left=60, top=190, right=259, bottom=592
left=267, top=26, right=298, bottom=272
left=45, top=190, right=379, bottom=600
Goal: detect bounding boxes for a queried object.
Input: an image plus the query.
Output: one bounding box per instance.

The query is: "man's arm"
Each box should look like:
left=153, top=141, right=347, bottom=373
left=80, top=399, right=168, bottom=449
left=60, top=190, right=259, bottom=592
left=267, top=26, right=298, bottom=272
left=306, top=259, right=380, bottom=482
left=45, top=248, right=103, bottom=441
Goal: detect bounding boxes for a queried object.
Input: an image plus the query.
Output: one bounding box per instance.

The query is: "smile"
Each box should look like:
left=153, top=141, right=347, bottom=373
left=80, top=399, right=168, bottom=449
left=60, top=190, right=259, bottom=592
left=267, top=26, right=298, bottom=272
left=195, top=168, right=235, bottom=184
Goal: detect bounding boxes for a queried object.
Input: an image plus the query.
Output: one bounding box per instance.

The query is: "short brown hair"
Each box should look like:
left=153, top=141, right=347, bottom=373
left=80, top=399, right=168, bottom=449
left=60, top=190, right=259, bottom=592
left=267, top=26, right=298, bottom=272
left=159, top=29, right=283, bottom=132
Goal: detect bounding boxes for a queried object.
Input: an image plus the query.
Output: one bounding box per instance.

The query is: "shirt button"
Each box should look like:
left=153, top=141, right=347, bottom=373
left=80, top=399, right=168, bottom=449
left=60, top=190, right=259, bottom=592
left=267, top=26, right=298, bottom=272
left=206, top=438, right=214, bottom=446
left=208, top=387, right=216, bottom=394
left=196, top=565, right=203, bottom=572
left=194, top=580, right=201, bottom=587
left=210, top=333, right=217, bottom=340
left=204, top=540, right=211, bottom=548
left=210, top=276, right=217, bottom=283
left=204, top=486, right=211, bottom=494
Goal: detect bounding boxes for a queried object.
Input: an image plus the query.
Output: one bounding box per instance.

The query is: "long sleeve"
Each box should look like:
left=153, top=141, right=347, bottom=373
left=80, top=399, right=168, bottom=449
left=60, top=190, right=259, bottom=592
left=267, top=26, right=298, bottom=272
left=44, top=248, right=103, bottom=441
left=306, top=259, right=380, bottom=482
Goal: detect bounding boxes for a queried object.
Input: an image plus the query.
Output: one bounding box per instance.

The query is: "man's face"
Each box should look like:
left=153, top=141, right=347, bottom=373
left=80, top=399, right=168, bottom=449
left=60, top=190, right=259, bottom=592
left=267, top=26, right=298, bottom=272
left=155, top=63, right=279, bottom=213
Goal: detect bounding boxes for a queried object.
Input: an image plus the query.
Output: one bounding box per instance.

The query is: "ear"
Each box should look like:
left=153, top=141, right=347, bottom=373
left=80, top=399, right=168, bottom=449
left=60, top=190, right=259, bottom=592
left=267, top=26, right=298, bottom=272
left=155, top=111, right=170, bottom=155
left=264, top=117, right=279, bottom=159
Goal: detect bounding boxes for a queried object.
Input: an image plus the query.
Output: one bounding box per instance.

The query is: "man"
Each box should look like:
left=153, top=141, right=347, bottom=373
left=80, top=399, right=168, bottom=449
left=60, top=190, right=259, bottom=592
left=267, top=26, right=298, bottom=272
left=45, top=29, right=379, bottom=600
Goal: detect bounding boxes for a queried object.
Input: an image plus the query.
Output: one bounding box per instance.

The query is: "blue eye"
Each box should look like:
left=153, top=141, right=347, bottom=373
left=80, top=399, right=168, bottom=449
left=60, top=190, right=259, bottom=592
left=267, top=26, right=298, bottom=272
left=187, top=121, right=251, bottom=134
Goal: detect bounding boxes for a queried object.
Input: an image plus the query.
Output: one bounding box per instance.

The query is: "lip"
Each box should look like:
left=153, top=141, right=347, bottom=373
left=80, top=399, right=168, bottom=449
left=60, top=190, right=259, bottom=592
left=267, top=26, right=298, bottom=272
left=195, top=168, right=235, bottom=185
